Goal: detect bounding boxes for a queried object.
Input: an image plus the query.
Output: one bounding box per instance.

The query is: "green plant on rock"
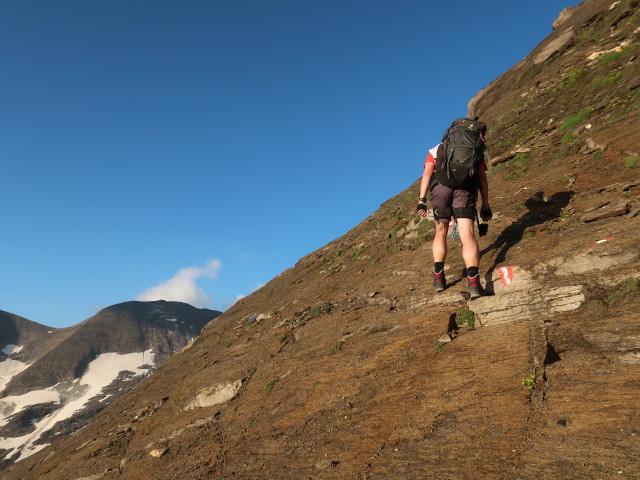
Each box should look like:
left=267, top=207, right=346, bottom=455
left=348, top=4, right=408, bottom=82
left=310, top=301, right=332, bottom=319
left=550, top=67, right=585, bottom=95
left=605, top=277, right=639, bottom=306
left=597, top=47, right=632, bottom=65
left=559, top=107, right=593, bottom=132
left=623, top=276, right=639, bottom=294
left=588, top=70, right=623, bottom=91
left=587, top=299, right=605, bottom=312
left=455, top=309, right=475, bottom=328
left=329, top=340, right=345, bottom=354
left=521, top=374, right=536, bottom=391
left=265, top=378, right=279, bottom=392
left=515, top=126, right=541, bottom=145
left=505, top=153, right=531, bottom=179
left=625, top=156, right=640, bottom=169
left=351, top=246, right=366, bottom=260
left=319, top=246, right=345, bottom=271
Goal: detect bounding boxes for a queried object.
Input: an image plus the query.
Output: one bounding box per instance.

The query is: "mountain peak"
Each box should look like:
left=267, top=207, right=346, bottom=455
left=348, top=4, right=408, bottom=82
left=0, top=302, right=220, bottom=467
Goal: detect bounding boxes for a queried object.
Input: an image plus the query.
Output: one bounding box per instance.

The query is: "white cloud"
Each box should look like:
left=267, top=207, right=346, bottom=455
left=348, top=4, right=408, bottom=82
left=222, top=294, right=246, bottom=310
left=222, top=283, right=265, bottom=310
left=136, top=259, right=222, bottom=308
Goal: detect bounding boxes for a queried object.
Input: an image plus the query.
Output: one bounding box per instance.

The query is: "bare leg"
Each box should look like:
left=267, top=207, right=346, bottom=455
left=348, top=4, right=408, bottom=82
left=456, top=218, right=480, bottom=268
left=432, top=220, right=449, bottom=264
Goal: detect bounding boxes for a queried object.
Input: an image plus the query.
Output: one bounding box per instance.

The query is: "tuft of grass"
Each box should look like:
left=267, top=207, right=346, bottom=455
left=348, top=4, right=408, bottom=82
left=455, top=309, right=475, bottom=328
left=625, top=156, right=640, bottom=169
left=329, top=340, right=345, bottom=354
left=623, top=277, right=639, bottom=294
left=597, top=47, right=631, bottom=64
left=505, top=153, right=531, bottom=179
left=265, top=378, right=279, bottom=392
left=606, top=277, right=638, bottom=306
left=559, top=107, right=593, bottom=132
left=515, top=126, right=541, bottom=145
left=589, top=70, right=623, bottom=91
left=560, top=132, right=576, bottom=144
left=522, top=231, right=535, bottom=239
left=351, top=246, right=366, bottom=260
left=587, top=299, right=605, bottom=312
left=591, top=150, right=603, bottom=160
left=435, top=341, right=447, bottom=353
left=310, top=301, right=332, bottom=319
left=319, top=246, right=345, bottom=271
left=550, top=67, right=585, bottom=95
left=583, top=277, right=638, bottom=310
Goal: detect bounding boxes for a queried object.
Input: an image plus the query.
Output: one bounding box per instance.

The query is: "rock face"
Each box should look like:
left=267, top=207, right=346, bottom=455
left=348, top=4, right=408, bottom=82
left=3, top=0, right=640, bottom=479
left=0, top=301, right=220, bottom=467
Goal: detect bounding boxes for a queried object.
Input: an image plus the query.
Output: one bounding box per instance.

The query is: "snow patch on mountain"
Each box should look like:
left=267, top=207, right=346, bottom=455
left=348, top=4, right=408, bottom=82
left=0, top=349, right=155, bottom=462
left=1, top=345, right=23, bottom=356
left=0, top=357, right=30, bottom=394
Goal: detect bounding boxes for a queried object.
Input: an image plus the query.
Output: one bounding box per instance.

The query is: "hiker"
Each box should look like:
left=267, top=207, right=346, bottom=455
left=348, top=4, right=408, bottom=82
left=416, top=118, right=492, bottom=299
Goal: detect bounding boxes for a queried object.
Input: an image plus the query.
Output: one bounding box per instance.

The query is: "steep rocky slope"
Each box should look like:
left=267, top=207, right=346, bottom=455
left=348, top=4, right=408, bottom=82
left=4, top=0, right=639, bottom=478
left=0, top=301, right=220, bottom=468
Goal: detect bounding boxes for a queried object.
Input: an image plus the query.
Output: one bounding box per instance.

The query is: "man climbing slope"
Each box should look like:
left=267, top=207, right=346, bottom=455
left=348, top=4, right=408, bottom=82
left=416, top=118, right=492, bottom=299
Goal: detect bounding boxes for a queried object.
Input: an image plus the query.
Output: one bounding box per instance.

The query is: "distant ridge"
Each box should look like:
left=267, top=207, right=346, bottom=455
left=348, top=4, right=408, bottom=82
left=0, top=300, right=220, bottom=467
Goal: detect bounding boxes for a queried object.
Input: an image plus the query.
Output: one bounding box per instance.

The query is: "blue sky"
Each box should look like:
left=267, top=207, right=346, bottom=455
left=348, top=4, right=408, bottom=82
left=1, top=0, right=573, bottom=328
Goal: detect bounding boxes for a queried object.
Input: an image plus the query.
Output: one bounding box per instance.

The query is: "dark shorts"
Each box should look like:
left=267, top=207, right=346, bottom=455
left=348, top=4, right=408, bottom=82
left=430, top=183, right=477, bottom=221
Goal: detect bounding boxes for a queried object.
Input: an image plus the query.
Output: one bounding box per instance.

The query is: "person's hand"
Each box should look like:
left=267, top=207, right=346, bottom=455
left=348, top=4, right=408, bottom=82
left=480, top=205, right=492, bottom=221
left=417, top=202, right=428, bottom=217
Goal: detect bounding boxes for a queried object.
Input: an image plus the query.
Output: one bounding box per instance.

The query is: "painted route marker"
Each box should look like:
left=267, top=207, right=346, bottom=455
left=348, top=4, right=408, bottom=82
left=497, top=266, right=514, bottom=287
left=592, top=237, right=614, bottom=245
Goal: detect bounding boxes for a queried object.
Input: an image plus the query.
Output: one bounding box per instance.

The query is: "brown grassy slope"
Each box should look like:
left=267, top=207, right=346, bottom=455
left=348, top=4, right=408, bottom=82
left=4, top=0, right=640, bottom=479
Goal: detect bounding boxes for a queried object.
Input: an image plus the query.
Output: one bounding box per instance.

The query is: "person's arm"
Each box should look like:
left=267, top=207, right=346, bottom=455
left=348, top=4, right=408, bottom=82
left=477, top=167, right=493, bottom=221
left=478, top=167, right=489, bottom=207
left=417, top=155, right=435, bottom=217
left=419, top=161, right=434, bottom=200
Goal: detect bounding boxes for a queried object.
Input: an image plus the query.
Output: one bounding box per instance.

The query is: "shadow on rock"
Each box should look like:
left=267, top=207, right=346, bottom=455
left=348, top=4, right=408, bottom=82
left=481, top=190, right=574, bottom=294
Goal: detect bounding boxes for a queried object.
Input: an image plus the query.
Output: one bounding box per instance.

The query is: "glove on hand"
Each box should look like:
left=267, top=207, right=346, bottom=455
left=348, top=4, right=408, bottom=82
left=416, top=203, right=428, bottom=214
left=480, top=206, right=492, bottom=221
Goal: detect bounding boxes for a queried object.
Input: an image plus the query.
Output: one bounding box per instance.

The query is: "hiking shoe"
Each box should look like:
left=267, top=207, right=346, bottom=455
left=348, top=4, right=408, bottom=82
left=468, top=275, right=482, bottom=299
left=433, top=270, right=446, bottom=292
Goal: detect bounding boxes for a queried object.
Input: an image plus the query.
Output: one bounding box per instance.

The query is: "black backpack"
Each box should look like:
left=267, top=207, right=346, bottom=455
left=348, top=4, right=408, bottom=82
left=434, top=118, right=486, bottom=189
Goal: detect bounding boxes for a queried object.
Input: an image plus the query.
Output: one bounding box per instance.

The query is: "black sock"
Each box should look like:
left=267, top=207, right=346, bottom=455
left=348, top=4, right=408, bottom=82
left=467, top=266, right=479, bottom=278
left=434, top=262, right=444, bottom=273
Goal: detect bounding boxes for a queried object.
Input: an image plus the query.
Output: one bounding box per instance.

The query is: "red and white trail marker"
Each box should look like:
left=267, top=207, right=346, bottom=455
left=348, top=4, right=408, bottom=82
left=497, top=266, right=514, bottom=287
left=592, top=237, right=614, bottom=245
